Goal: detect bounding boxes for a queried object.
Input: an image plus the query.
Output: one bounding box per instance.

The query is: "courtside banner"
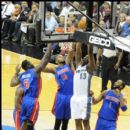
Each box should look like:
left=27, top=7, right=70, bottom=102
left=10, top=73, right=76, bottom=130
left=73, top=31, right=115, bottom=50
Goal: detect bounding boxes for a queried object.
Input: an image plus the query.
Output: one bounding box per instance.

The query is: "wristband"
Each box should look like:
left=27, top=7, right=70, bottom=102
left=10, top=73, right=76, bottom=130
left=121, top=105, right=127, bottom=111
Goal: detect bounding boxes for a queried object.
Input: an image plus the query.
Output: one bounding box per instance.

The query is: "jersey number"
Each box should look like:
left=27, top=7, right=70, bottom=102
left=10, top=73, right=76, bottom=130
left=80, top=73, right=86, bottom=79
left=62, top=75, right=68, bottom=80
left=23, top=79, right=29, bottom=89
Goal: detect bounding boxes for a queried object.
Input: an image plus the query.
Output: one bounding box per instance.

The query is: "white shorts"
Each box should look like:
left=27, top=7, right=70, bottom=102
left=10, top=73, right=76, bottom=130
left=70, top=96, right=92, bottom=120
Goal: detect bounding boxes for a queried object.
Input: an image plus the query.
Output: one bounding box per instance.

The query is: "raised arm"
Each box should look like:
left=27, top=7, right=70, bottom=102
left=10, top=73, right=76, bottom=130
left=42, top=66, right=56, bottom=74
left=35, top=43, right=52, bottom=74
left=10, top=65, right=21, bottom=87
left=96, top=48, right=103, bottom=66
left=92, top=90, right=107, bottom=104
left=65, top=44, right=75, bottom=70
left=75, top=42, right=82, bottom=68
left=87, top=44, right=96, bottom=73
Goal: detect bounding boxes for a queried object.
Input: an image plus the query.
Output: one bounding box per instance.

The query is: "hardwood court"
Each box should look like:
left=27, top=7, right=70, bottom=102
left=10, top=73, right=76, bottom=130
left=2, top=49, right=130, bottom=130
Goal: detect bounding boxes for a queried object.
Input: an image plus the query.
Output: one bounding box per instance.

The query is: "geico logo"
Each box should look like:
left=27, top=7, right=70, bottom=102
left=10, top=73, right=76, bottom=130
left=89, top=35, right=111, bottom=47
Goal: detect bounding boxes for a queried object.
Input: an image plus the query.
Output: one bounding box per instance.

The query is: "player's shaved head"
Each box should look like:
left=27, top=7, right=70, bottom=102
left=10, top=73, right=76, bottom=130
left=21, top=60, right=34, bottom=70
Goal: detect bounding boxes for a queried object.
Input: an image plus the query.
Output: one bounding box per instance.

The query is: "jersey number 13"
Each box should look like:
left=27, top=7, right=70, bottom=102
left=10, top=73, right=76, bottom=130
left=80, top=73, right=87, bottom=79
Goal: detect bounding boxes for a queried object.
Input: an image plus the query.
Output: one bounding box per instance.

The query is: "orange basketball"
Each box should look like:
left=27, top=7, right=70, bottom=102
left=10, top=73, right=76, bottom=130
left=78, top=19, right=87, bottom=30
left=55, top=27, right=64, bottom=33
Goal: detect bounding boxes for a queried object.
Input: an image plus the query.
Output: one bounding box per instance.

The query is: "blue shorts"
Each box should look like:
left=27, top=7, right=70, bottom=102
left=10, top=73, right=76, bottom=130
left=95, top=117, right=116, bottom=130
left=52, top=93, right=72, bottom=119
left=21, top=97, right=39, bottom=124
left=13, top=109, right=22, bottom=129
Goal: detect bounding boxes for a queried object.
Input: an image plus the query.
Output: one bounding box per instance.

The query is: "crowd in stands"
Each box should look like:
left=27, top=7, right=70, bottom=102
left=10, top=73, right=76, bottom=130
left=1, top=1, right=39, bottom=43
left=1, top=1, right=130, bottom=75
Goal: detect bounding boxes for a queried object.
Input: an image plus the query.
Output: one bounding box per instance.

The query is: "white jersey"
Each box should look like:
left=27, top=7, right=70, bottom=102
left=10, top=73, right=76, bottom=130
left=73, top=65, right=92, bottom=97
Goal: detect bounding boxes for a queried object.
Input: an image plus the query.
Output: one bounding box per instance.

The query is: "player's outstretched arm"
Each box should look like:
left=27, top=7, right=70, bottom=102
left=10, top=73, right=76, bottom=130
left=42, top=66, right=56, bottom=74
left=10, top=65, right=21, bottom=87
left=65, top=44, right=75, bottom=70
left=35, top=43, right=52, bottom=74
left=92, top=90, right=107, bottom=104
left=75, top=42, right=82, bottom=68
left=87, top=44, right=96, bottom=73
left=96, top=48, right=103, bottom=66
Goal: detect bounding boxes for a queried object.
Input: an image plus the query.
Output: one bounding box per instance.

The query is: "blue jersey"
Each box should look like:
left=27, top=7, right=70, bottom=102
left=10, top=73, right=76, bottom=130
left=99, top=90, right=123, bottom=121
left=55, top=64, right=73, bottom=95
left=18, top=68, right=42, bottom=98
left=18, top=69, right=40, bottom=124
left=52, top=64, right=73, bottom=119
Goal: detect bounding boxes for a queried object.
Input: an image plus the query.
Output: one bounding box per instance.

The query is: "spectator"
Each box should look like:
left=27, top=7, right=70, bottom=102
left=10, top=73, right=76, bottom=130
left=119, top=13, right=127, bottom=27
left=12, top=1, right=30, bottom=42
left=70, top=1, right=79, bottom=11
left=99, top=20, right=106, bottom=31
left=27, top=3, right=39, bottom=23
left=68, top=14, right=78, bottom=27
left=55, top=15, right=65, bottom=33
left=51, top=2, right=62, bottom=22
left=4, top=2, right=30, bottom=40
left=45, top=11, right=58, bottom=32
left=1, top=1, right=15, bottom=35
left=51, top=1, right=57, bottom=11
left=66, top=18, right=75, bottom=33
left=117, top=13, right=126, bottom=34
left=120, top=16, right=130, bottom=37
left=73, top=1, right=79, bottom=9
left=121, top=2, right=130, bottom=16
left=93, top=2, right=98, bottom=21
left=46, top=1, right=53, bottom=12
left=53, top=1, right=62, bottom=16
left=79, top=1, right=87, bottom=11
left=1, top=1, right=15, bottom=20
left=119, top=16, right=130, bottom=71
left=58, top=16, right=65, bottom=27
left=2, top=4, right=21, bottom=38
left=100, top=2, right=112, bottom=29
left=17, top=1, right=30, bottom=22
left=59, top=2, right=73, bottom=16
left=22, top=3, right=40, bottom=44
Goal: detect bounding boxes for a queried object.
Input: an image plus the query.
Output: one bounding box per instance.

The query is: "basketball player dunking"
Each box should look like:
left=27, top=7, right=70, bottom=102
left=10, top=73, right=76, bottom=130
left=71, top=43, right=95, bottom=130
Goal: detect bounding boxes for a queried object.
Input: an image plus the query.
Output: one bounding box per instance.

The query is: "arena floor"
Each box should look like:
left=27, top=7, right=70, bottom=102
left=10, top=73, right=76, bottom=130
left=2, top=49, right=130, bottom=130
